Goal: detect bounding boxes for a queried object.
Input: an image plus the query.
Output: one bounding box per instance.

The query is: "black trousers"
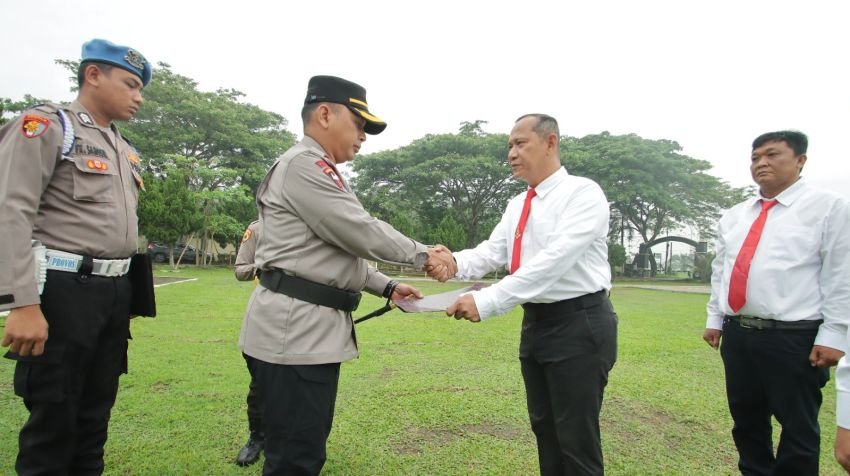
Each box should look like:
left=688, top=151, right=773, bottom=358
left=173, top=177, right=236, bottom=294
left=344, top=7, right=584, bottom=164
left=249, top=357, right=340, bottom=476
left=519, top=293, right=618, bottom=476
left=6, top=270, right=131, bottom=476
left=243, top=353, right=263, bottom=435
left=720, top=319, right=828, bottom=476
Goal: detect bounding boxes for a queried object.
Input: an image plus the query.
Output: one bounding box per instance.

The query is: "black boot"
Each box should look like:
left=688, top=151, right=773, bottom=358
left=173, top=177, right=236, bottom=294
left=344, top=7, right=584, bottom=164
left=236, top=432, right=264, bottom=466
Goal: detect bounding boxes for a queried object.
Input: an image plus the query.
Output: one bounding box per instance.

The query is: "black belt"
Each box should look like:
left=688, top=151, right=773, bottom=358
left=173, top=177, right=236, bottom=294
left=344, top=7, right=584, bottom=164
left=725, top=315, right=823, bottom=331
left=259, top=269, right=361, bottom=312
left=522, top=290, right=607, bottom=320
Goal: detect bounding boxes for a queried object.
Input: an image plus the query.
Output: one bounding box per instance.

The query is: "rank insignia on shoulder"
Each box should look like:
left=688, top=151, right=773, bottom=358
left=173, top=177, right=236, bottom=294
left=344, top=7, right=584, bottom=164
left=314, top=160, right=344, bottom=190
left=22, top=114, right=50, bottom=138
left=77, top=112, right=94, bottom=125
left=242, top=228, right=253, bottom=243
left=127, top=152, right=141, bottom=165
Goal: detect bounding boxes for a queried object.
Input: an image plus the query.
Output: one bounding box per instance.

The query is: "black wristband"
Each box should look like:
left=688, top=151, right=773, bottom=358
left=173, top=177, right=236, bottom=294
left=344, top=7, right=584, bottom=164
left=382, top=280, right=399, bottom=298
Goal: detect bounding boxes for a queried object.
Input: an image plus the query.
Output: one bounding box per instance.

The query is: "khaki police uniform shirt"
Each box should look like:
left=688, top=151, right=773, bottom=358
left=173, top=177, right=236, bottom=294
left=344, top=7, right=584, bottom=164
left=234, top=220, right=260, bottom=281
left=0, top=101, right=142, bottom=311
left=239, top=136, right=427, bottom=365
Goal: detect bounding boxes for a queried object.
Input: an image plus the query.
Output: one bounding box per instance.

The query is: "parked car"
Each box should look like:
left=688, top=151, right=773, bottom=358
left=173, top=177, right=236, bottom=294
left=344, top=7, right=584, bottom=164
left=147, top=242, right=202, bottom=264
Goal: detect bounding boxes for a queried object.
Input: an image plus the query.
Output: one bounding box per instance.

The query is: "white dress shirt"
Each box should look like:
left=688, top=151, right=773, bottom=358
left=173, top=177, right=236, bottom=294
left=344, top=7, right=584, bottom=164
left=454, top=167, right=612, bottom=320
left=838, top=348, right=850, bottom=428
left=706, top=178, right=850, bottom=351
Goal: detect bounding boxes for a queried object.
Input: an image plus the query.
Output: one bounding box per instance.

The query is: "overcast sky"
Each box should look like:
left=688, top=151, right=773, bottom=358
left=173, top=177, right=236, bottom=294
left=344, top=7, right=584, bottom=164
left=2, top=0, right=848, bottom=201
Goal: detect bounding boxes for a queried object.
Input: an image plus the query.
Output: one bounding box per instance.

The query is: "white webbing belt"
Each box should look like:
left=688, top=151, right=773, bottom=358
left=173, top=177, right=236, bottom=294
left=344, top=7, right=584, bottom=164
left=45, top=249, right=132, bottom=277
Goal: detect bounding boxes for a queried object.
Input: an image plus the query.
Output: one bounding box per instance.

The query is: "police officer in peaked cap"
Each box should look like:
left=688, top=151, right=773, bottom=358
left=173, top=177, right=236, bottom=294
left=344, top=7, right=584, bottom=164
left=239, top=75, right=445, bottom=475
left=0, top=38, right=151, bottom=474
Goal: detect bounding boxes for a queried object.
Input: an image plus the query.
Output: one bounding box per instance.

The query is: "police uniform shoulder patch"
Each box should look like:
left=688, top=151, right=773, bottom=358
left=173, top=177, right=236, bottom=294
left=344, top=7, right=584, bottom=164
left=242, top=227, right=253, bottom=243
left=22, top=114, right=50, bottom=138
left=313, top=159, right=344, bottom=190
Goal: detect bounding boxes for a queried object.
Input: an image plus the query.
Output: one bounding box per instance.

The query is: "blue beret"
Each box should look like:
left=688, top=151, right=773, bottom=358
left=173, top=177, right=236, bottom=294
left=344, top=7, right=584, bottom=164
left=81, top=39, right=151, bottom=86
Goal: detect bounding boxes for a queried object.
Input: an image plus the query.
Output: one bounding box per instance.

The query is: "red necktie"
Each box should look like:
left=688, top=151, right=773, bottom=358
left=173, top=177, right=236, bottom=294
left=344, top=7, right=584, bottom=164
left=510, top=188, right=537, bottom=274
left=728, top=199, right=778, bottom=313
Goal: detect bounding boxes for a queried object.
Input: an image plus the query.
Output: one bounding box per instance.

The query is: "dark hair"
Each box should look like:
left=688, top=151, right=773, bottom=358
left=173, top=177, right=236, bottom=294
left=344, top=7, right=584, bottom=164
left=301, top=102, right=344, bottom=126
left=516, top=113, right=560, bottom=143
left=301, top=102, right=319, bottom=125
left=752, top=130, right=808, bottom=156
left=77, top=61, right=114, bottom=87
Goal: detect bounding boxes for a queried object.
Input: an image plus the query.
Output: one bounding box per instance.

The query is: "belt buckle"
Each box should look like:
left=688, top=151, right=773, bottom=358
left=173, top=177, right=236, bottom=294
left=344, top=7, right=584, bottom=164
left=739, top=316, right=765, bottom=330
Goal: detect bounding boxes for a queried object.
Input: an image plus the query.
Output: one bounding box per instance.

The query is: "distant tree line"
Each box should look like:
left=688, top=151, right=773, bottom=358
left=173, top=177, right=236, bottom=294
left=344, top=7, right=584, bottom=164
left=353, top=121, right=750, bottom=275
left=2, top=61, right=749, bottom=273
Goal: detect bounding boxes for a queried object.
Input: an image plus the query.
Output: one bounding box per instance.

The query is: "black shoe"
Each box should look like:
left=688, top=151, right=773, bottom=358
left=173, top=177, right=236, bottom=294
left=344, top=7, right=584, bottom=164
left=236, top=435, right=264, bottom=466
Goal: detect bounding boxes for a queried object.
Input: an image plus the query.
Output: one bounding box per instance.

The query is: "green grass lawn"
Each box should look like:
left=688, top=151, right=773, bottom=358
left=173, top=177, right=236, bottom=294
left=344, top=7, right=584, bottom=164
left=0, top=267, right=843, bottom=475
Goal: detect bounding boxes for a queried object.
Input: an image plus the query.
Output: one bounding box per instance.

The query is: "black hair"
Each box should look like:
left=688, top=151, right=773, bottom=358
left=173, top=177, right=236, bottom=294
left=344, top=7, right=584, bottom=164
left=301, top=102, right=344, bottom=126
left=752, top=130, right=808, bottom=156
left=77, top=61, right=115, bottom=87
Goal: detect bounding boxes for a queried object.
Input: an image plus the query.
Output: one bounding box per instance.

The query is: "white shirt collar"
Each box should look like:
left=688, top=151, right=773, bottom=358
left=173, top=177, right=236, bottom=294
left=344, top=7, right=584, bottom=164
left=533, top=167, right=568, bottom=199
left=753, top=177, right=807, bottom=208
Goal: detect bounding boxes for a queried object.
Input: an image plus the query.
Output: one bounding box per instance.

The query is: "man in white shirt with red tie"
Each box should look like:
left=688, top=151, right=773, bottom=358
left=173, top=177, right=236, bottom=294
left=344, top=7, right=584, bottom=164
left=703, top=130, right=850, bottom=475
left=434, top=113, right=618, bottom=475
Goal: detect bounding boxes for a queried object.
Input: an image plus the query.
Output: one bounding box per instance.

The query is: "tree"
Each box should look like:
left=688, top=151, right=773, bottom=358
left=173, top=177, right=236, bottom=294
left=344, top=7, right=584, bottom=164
left=352, top=123, right=524, bottom=248
left=431, top=215, right=468, bottom=252
left=124, top=64, right=295, bottom=193
left=204, top=185, right=257, bottom=263
left=137, top=166, right=203, bottom=267
left=607, top=242, right=627, bottom=277
left=565, top=132, right=750, bottom=275
left=1, top=95, right=56, bottom=125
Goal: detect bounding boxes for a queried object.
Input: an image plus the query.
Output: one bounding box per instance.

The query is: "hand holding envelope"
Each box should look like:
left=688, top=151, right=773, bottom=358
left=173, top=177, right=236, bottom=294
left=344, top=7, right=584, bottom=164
left=392, top=283, right=484, bottom=323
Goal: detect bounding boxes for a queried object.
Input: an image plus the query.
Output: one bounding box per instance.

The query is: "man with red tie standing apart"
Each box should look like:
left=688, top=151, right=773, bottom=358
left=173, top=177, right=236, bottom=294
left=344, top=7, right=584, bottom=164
left=703, top=130, right=850, bottom=475
left=435, top=113, right=618, bottom=475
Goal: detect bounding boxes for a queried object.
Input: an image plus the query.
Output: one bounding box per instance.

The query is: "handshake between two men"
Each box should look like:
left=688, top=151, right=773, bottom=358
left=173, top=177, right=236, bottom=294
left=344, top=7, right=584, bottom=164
left=421, top=245, right=482, bottom=323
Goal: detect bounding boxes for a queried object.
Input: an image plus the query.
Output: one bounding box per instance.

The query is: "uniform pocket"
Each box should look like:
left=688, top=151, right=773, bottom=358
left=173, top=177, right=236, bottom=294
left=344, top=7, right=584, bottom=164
left=71, top=155, right=116, bottom=202
left=10, top=346, right=67, bottom=402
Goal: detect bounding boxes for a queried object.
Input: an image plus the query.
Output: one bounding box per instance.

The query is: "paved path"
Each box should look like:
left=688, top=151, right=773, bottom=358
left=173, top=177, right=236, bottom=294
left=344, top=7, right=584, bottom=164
left=615, top=284, right=710, bottom=295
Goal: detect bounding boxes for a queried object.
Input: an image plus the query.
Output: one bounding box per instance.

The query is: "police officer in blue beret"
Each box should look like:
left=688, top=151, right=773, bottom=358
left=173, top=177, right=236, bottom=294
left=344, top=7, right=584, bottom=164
left=0, top=38, right=151, bottom=474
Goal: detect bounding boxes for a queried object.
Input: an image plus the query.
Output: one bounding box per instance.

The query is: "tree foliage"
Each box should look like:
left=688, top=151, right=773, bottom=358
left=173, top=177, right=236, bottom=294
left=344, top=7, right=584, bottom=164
left=0, top=95, right=57, bottom=125
left=352, top=122, right=524, bottom=248
left=565, top=132, right=750, bottom=274
left=51, top=60, right=296, bottom=262
left=607, top=242, right=627, bottom=276
left=7, top=62, right=749, bottom=275
left=137, top=166, right=203, bottom=267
